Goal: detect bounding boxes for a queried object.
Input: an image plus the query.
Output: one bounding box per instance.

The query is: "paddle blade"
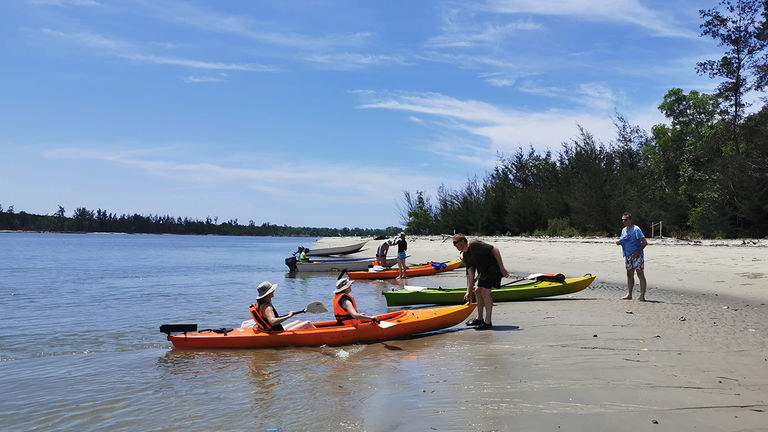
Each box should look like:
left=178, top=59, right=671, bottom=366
left=304, top=301, right=328, bottom=314
left=377, top=320, right=396, bottom=328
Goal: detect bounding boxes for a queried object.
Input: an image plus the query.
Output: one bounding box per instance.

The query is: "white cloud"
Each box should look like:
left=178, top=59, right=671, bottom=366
left=137, top=1, right=372, bottom=51
left=426, top=20, right=542, bottom=48
left=357, top=90, right=621, bottom=158
left=303, top=52, right=409, bottom=70
left=41, top=28, right=277, bottom=72
left=41, top=147, right=447, bottom=205
left=28, top=0, right=100, bottom=6
left=482, top=0, right=697, bottom=38
left=479, top=71, right=517, bottom=87
left=515, top=81, right=622, bottom=110
left=184, top=75, right=224, bottom=83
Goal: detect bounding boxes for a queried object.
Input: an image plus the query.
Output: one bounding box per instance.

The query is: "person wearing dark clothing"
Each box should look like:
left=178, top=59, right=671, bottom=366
left=452, top=234, right=509, bottom=330
left=393, top=232, right=408, bottom=278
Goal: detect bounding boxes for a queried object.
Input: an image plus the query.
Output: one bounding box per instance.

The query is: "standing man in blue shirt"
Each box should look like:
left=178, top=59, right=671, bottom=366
left=616, top=212, right=648, bottom=301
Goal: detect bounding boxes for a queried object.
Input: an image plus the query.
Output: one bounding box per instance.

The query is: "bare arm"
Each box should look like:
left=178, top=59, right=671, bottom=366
left=492, top=246, right=509, bottom=278
left=262, top=305, right=294, bottom=326
left=464, top=267, right=476, bottom=302
left=342, top=299, right=378, bottom=322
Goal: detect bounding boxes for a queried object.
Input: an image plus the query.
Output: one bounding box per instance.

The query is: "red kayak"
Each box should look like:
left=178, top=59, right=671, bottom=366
left=347, top=260, right=463, bottom=280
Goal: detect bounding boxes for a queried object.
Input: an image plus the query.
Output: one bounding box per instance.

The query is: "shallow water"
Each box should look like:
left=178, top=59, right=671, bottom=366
left=0, top=233, right=474, bottom=431
left=4, top=233, right=766, bottom=431
left=0, top=234, right=369, bottom=429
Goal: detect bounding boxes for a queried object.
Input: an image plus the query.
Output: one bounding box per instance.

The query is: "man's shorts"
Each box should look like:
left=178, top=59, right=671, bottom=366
left=397, top=252, right=406, bottom=259
left=625, top=255, right=644, bottom=270
left=477, top=276, right=502, bottom=289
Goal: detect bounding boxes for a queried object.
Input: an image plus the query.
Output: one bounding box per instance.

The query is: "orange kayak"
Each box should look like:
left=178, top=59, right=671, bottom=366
left=164, top=304, right=475, bottom=349
left=348, top=260, right=463, bottom=280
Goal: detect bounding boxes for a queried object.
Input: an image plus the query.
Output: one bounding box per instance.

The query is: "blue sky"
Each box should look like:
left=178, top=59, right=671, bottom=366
left=1, top=0, right=723, bottom=229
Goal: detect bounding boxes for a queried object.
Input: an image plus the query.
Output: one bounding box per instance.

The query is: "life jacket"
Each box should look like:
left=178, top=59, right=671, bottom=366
left=333, top=293, right=359, bottom=326
left=249, top=303, right=284, bottom=332
left=535, top=273, right=566, bottom=283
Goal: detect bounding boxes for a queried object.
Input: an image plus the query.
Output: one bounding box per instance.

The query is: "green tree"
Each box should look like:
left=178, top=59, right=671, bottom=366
left=558, top=127, right=614, bottom=233
left=697, top=0, right=768, bottom=131
left=401, top=190, right=434, bottom=234
left=646, top=89, right=725, bottom=234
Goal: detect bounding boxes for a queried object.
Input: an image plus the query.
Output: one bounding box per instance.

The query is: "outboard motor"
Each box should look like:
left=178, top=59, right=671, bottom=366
left=285, top=256, right=298, bottom=271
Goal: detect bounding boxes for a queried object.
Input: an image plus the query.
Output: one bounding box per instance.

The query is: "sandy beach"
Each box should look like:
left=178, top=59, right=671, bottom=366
left=310, top=235, right=768, bottom=431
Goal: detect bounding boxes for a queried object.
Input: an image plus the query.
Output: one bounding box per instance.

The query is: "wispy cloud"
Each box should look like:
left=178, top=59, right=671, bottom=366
left=426, top=19, right=542, bottom=48
left=41, top=28, right=277, bottom=72
left=517, top=81, right=623, bottom=110
left=356, top=90, right=620, bottom=158
left=28, top=0, right=100, bottom=6
left=184, top=75, right=226, bottom=83
left=137, top=1, right=372, bottom=51
left=41, top=147, right=447, bottom=203
left=303, top=52, right=409, bottom=70
left=482, top=0, right=697, bottom=38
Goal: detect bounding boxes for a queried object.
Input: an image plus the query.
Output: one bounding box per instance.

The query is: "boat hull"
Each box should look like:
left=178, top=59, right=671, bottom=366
left=382, top=275, right=597, bottom=306
left=167, top=304, right=476, bottom=349
left=293, top=257, right=397, bottom=272
left=306, top=241, right=367, bottom=257
left=348, top=260, right=463, bottom=280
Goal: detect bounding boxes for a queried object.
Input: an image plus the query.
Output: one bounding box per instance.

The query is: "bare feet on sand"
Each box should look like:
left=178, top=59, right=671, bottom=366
left=620, top=295, right=632, bottom=300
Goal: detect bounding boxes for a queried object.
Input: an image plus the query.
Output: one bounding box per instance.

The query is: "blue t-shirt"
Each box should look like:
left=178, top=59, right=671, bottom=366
left=619, top=225, right=645, bottom=257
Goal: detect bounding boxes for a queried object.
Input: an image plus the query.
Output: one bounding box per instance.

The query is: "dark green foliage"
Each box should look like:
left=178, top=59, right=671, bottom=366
left=0, top=205, right=401, bottom=237
left=400, top=104, right=768, bottom=238
left=697, top=0, right=768, bottom=127
left=402, top=190, right=434, bottom=235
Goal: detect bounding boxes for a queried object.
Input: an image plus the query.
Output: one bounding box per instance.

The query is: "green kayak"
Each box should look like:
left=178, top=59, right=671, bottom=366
left=382, top=275, right=596, bottom=306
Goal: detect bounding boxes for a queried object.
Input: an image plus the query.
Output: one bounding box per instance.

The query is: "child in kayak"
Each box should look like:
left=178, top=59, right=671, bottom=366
left=333, top=278, right=380, bottom=326
left=250, top=281, right=315, bottom=331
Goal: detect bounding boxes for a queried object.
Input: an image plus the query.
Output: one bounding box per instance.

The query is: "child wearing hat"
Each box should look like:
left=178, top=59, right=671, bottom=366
left=249, top=281, right=315, bottom=331
left=332, top=278, right=380, bottom=326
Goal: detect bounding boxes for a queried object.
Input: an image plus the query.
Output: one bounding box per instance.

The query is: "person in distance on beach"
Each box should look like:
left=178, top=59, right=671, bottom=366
left=452, top=234, right=509, bottom=330
left=333, top=278, right=380, bottom=325
left=393, top=232, right=408, bottom=278
left=375, top=238, right=392, bottom=267
left=616, top=212, right=648, bottom=301
left=249, top=281, right=315, bottom=331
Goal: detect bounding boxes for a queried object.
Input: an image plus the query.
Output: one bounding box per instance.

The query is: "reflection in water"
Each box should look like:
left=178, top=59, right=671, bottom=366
left=150, top=326, right=478, bottom=431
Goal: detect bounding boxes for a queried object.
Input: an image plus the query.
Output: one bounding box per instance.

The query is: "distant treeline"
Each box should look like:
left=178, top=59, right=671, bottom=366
left=401, top=1, right=768, bottom=240
left=0, top=205, right=401, bottom=237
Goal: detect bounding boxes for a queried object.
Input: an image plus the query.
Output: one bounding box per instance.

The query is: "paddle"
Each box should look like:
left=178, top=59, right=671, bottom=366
left=500, top=277, right=529, bottom=287
left=376, top=320, right=396, bottom=328
left=279, top=301, right=328, bottom=317
left=403, top=285, right=432, bottom=291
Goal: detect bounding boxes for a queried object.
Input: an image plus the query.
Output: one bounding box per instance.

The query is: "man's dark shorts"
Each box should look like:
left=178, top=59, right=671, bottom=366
left=477, top=277, right=502, bottom=289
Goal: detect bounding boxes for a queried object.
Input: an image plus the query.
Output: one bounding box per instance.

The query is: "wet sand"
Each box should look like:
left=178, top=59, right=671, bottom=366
left=311, top=236, right=768, bottom=431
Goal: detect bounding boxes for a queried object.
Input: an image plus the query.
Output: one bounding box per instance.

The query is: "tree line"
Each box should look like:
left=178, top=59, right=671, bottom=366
left=0, top=204, right=401, bottom=237
left=402, top=0, right=768, bottom=239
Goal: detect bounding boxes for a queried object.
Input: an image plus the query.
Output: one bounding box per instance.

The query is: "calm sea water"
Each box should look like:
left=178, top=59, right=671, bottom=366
left=0, top=233, right=469, bottom=432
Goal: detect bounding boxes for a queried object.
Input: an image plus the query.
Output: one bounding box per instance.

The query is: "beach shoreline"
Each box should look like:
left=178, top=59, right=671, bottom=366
left=309, top=235, right=768, bottom=431
left=314, top=235, right=768, bottom=303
